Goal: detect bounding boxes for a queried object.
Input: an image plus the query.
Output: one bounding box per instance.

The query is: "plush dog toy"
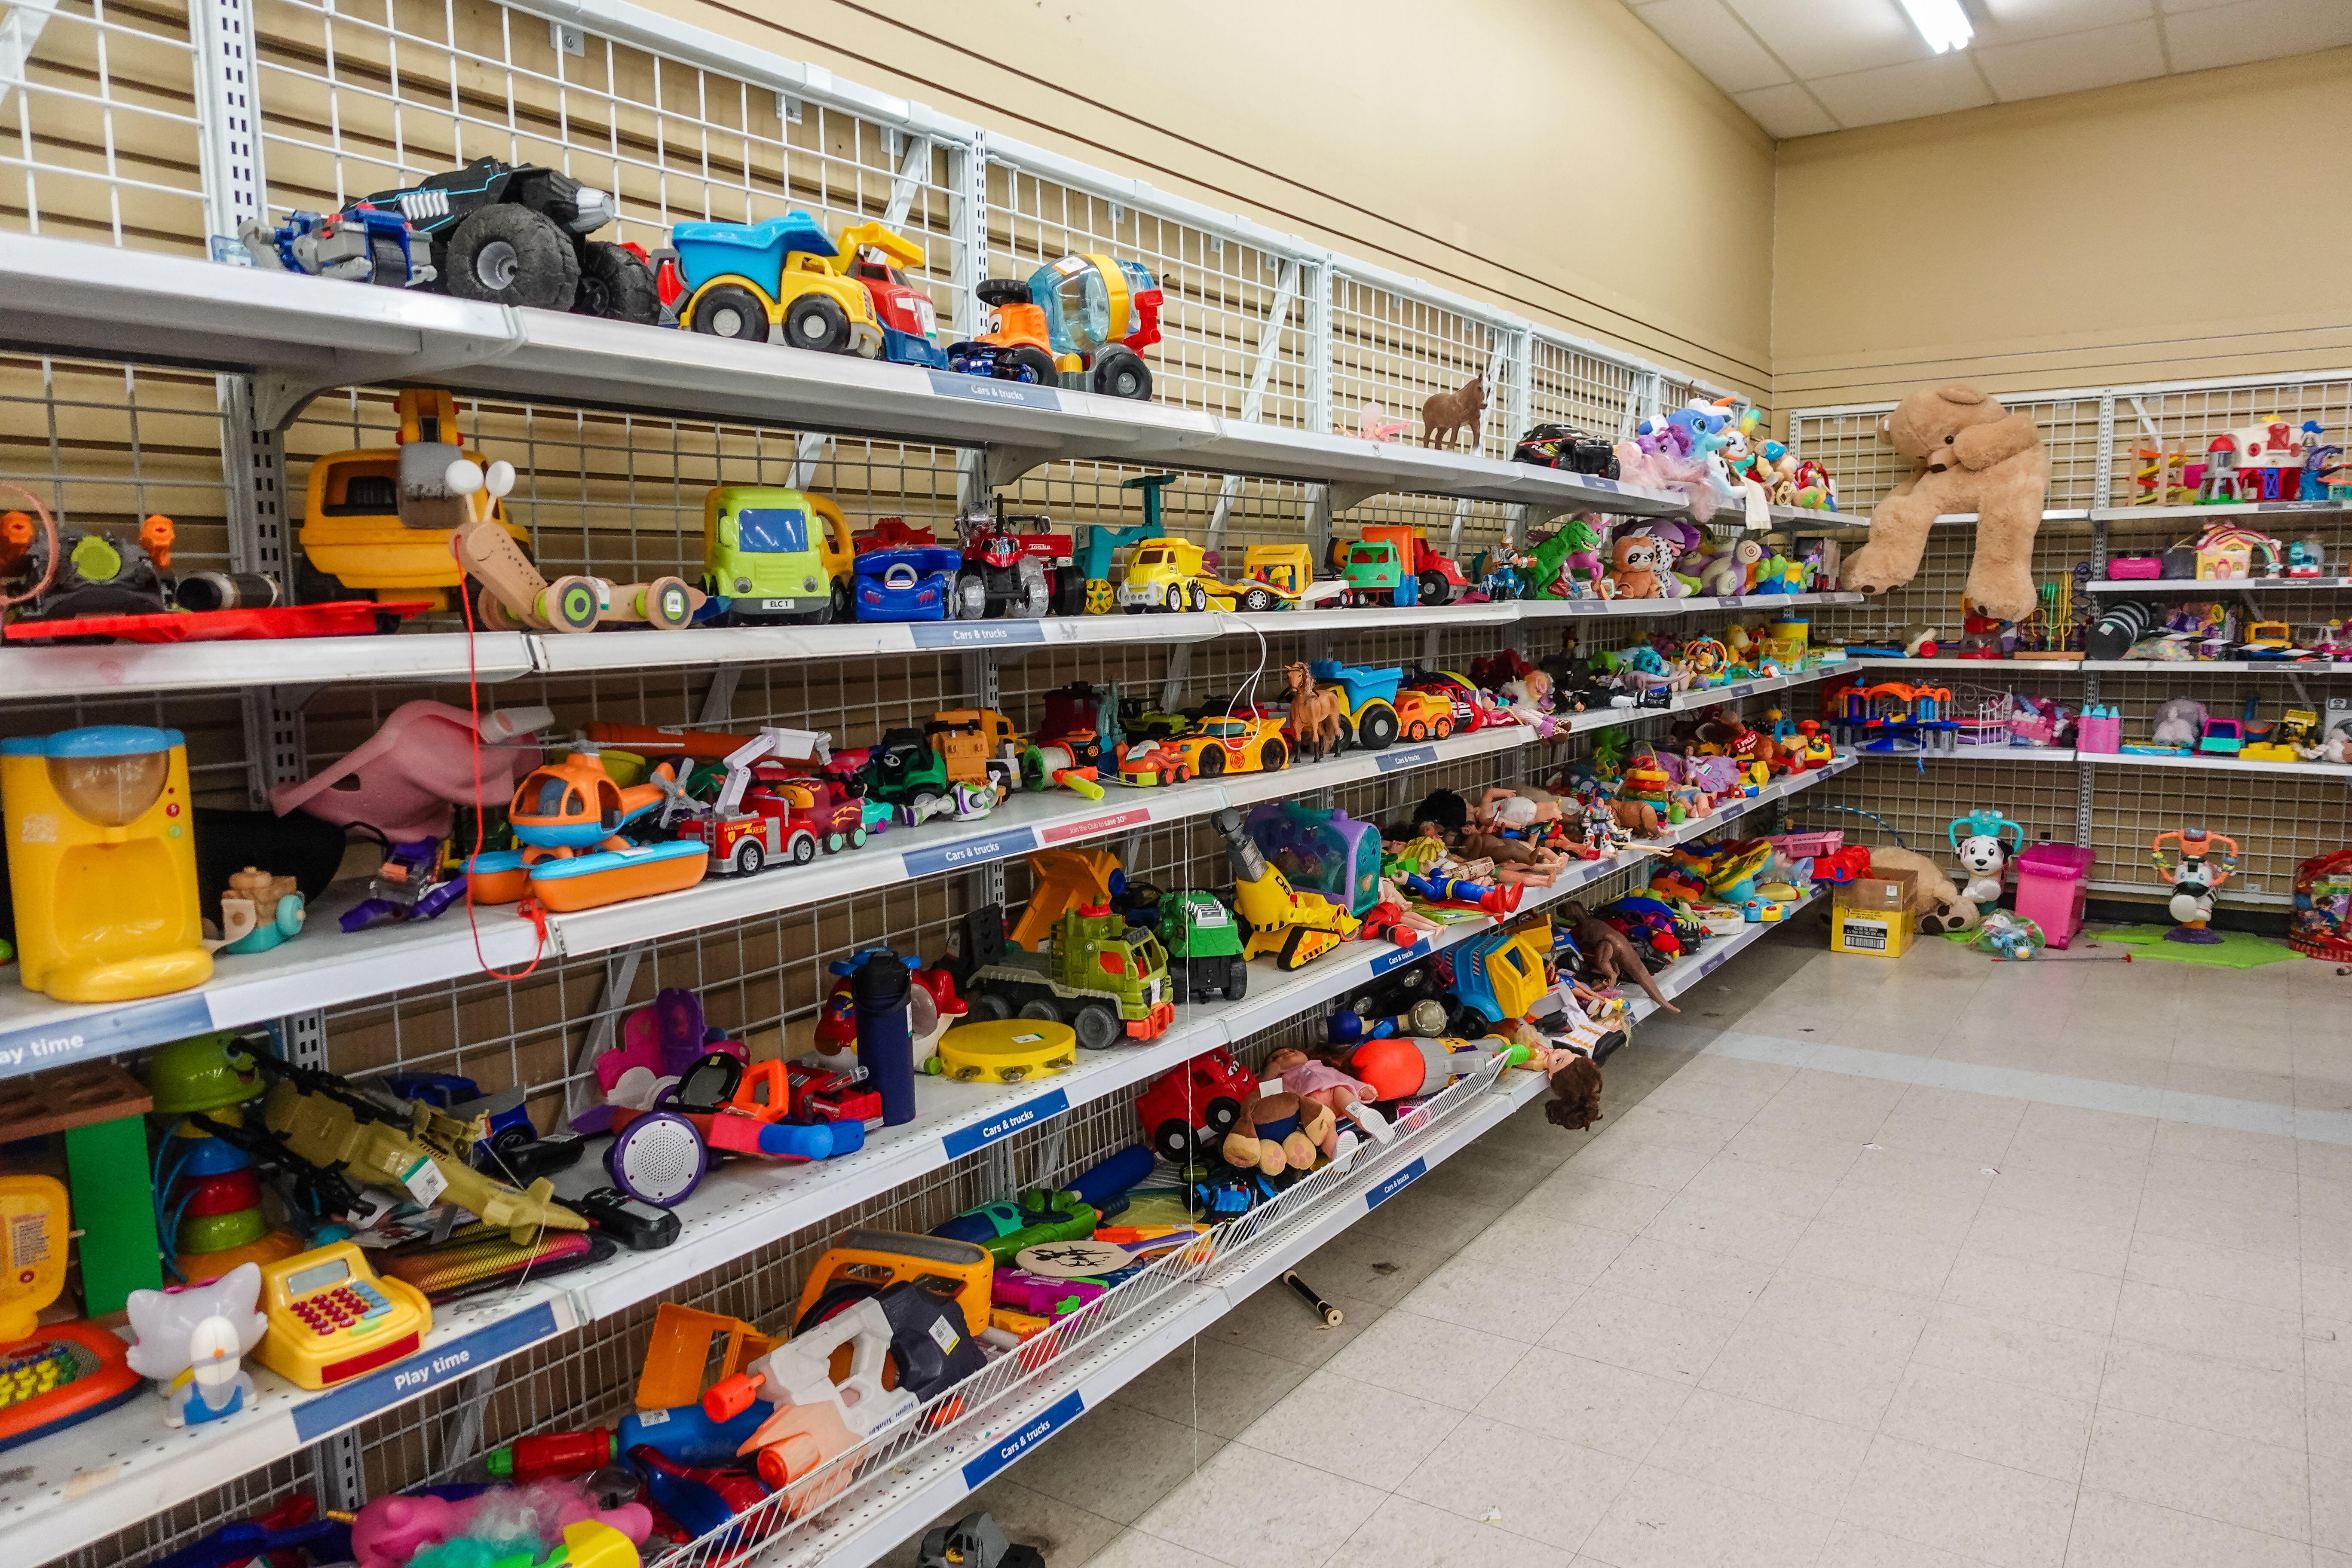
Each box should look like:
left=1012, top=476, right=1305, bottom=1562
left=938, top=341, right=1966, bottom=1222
left=1841, top=385, right=2051, bottom=621
left=1220, top=1086, right=1336, bottom=1175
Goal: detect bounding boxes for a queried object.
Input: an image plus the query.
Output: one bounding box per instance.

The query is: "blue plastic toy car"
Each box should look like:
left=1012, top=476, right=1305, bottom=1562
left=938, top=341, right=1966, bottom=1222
left=854, top=545, right=964, bottom=622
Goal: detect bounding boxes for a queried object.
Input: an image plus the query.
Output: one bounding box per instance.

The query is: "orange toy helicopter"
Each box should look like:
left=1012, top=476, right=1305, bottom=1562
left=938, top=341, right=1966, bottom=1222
left=507, top=753, right=687, bottom=862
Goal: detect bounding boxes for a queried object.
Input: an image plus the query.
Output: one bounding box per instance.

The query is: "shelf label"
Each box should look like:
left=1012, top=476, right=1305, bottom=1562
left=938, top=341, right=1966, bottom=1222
left=901, top=827, right=1039, bottom=879
left=1581, top=476, right=1622, bottom=493
left=911, top=621, right=1047, bottom=649
left=1375, top=745, right=1438, bottom=774
left=943, top=1088, right=1070, bottom=1159
left=927, top=370, right=1061, bottom=412
left=292, top=1302, right=560, bottom=1442
left=1568, top=599, right=1606, bottom=613
left=962, top=1390, right=1085, bottom=1488
left=1042, top=808, right=1150, bottom=845
left=1366, top=1158, right=1427, bottom=1210
left=1367, top=939, right=1427, bottom=977
left=1723, top=683, right=1753, bottom=699
left=1715, top=594, right=1742, bottom=607
left=1698, top=952, right=1728, bottom=977
left=0, top=993, right=212, bottom=1077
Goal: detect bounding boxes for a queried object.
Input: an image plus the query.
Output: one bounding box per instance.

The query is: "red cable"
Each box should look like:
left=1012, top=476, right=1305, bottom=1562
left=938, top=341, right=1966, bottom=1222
left=456, top=545, right=545, bottom=981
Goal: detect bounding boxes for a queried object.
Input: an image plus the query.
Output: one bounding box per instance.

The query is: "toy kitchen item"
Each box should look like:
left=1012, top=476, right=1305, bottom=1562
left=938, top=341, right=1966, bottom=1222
left=3, top=725, right=212, bottom=1001
left=251, top=1241, right=433, bottom=1391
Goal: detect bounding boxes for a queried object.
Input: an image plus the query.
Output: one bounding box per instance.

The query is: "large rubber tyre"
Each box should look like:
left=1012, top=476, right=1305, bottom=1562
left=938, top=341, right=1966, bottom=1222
left=1356, top=703, right=1400, bottom=750
left=1223, top=959, right=1249, bottom=1000
left=445, top=204, right=577, bottom=310
left=788, top=832, right=817, bottom=866
left=1197, top=747, right=1226, bottom=778
left=1204, top=1095, right=1244, bottom=1137
left=731, top=839, right=764, bottom=877
left=965, top=992, right=1011, bottom=1022
left=830, top=579, right=854, bottom=623
left=576, top=241, right=661, bottom=324
left=783, top=293, right=853, bottom=354
left=1187, top=583, right=1210, bottom=613
left=689, top=282, right=769, bottom=342
left=1072, top=1004, right=1122, bottom=1051
left=1417, top=569, right=1452, bottom=606
left=952, top=574, right=989, bottom=621
left=1259, top=738, right=1287, bottom=772
left=1054, top=565, right=1087, bottom=616
left=1009, top=344, right=1060, bottom=386
left=1016, top=1000, right=1061, bottom=1023
left=1090, top=344, right=1151, bottom=401
left=1169, top=965, right=1191, bottom=1006
left=1152, top=1118, right=1197, bottom=1164
left=1240, top=586, right=1276, bottom=612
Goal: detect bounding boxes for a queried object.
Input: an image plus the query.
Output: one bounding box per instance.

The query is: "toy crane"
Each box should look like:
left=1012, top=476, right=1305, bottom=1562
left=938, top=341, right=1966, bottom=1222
left=1209, top=807, right=1359, bottom=968
left=707, top=727, right=836, bottom=820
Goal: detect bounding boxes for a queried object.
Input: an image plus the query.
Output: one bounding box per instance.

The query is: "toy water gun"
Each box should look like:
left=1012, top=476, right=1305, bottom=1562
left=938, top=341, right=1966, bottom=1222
left=704, top=1295, right=919, bottom=1496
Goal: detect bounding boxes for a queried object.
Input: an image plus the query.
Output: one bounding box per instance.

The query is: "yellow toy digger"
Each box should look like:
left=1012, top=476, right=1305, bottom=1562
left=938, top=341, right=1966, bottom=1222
left=1210, top=808, right=1357, bottom=968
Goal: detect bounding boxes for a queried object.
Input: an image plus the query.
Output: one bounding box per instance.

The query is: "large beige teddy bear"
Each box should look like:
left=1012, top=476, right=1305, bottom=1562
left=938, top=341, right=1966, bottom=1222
left=1841, top=386, right=2050, bottom=622
left=1865, top=846, right=1984, bottom=935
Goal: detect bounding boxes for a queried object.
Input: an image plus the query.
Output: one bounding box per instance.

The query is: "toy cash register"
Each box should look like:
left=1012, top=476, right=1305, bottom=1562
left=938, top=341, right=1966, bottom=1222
left=252, top=1242, right=432, bottom=1390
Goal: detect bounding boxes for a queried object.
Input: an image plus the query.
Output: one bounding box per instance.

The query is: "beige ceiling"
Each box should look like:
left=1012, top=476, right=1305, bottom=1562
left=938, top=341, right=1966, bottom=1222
left=1622, top=0, right=2352, bottom=136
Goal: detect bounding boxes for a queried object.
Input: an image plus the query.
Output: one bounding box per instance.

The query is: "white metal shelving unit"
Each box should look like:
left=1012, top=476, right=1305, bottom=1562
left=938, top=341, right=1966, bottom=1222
left=0, top=754, right=1852, bottom=1565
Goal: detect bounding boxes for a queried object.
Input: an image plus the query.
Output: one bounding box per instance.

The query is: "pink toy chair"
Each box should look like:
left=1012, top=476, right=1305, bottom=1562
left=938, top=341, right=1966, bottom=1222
left=269, top=699, right=551, bottom=841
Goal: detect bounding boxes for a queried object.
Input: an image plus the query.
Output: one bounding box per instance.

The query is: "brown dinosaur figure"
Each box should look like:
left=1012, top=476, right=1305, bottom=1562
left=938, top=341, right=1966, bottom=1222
left=1564, top=900, right=1678, bottom=1014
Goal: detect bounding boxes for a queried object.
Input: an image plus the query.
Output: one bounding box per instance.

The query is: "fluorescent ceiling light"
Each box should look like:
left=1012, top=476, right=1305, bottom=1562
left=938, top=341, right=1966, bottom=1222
left=1899, top=0, right=1974, bottom=53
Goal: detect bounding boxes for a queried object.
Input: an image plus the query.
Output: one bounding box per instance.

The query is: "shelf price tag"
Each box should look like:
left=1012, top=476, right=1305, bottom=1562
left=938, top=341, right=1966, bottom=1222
left=926, top=369, right=1061, bottom=412
left=961, top=1390, right=1085, bottom=1488
left=901, top=827, right=1040, bottom=879
left=1042, top=808, right=1151, bottom=845
left=1375, top=745, right=1438, bottom=774
left=942, top=1088, right=1070, bottom=1158
left=291, top=1302, right=562, bottom=1442
left=1366, top=1158, right=1427, bottom=1210
left=911, top=622, right=1046, bottom=650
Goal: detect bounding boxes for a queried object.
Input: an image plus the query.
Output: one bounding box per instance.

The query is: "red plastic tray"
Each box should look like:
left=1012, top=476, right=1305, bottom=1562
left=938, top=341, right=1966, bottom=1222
left=3, top=600, right=430, bottom=643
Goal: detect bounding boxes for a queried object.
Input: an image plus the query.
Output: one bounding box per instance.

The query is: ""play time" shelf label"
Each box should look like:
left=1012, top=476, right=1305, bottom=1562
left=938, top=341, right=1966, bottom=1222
left=292, top=1302, right=562, bottom=1442
left=0, top=994, right=213, bottom=1078
left=942, top=1088, right=1071, bottom=1159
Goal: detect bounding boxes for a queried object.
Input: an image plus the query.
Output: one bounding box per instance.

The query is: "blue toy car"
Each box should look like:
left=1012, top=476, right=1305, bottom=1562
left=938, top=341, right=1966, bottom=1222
left=854, top=545, right=964, bottom=622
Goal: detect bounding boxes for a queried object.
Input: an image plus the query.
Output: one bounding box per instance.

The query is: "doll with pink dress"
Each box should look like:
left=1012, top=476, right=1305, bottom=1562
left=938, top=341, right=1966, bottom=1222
left=1265, top=1047, right=1393, bottom=1142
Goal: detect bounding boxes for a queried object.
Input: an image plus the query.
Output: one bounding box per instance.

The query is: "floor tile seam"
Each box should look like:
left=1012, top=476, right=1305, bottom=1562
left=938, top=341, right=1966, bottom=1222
left=2070, top=1485, right=2321, bottom=1562
left=1708, top=1032, right=2352, bottom=1149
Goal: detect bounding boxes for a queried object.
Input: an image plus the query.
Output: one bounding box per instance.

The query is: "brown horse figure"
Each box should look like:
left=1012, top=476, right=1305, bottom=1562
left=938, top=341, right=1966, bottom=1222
left=1421, top=373, right=1488, bottom=451
left=1282, top=662, right=1347, bottom=762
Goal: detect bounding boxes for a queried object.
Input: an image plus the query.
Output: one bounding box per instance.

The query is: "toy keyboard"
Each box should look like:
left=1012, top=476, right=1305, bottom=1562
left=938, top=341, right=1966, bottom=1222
left=0, top=1323, right=142, bottom=1451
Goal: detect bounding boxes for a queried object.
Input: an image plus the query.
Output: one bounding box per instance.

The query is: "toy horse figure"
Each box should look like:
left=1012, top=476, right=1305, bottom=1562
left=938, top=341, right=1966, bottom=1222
left=1282, top=662, right=1347, bottom=762
left=125, top=1263, right=268, bottom=1428
left=1421, top=374, right=1488, bottom=452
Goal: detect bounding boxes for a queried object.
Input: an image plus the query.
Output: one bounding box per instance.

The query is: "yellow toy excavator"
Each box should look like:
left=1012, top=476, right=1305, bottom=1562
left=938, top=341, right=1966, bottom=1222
left=1210, top=808, right=1357, bottom=969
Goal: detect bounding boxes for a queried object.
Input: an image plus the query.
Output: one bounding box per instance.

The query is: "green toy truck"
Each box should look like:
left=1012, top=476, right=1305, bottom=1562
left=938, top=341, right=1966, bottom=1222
left=952, top=903, right=1176, bottom=1049
left=701, top=484, right=854, bottom=624
left=1164, top=890, right=1248, bottom=1003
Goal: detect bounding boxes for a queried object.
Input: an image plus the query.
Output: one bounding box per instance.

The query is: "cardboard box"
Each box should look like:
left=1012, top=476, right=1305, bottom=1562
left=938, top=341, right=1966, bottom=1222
left=1831, top=867, right=1917, bottom=959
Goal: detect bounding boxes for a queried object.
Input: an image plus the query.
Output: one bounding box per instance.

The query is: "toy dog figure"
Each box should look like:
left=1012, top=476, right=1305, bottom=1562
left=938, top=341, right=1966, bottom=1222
left=125, top=1263, right=269, bottom=1428
left=1947, top=809, right=2024, bottom=912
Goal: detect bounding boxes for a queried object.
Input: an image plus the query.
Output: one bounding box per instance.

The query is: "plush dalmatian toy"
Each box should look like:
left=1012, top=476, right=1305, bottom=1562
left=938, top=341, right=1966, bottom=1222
left=1948, top=809, right=2025, bottom=912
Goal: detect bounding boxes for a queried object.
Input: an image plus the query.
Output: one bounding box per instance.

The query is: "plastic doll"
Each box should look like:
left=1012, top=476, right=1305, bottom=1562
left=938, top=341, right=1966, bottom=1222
left=1265, top=1047, right=1392, bottom=1143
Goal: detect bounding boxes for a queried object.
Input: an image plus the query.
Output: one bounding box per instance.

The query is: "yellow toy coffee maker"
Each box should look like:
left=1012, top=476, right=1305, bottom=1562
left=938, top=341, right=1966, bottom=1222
left=3, top=725, right=212, bottom=1001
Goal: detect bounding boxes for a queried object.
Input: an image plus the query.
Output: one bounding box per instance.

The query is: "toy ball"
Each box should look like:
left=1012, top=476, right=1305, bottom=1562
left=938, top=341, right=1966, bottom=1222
left=1348, top=1036, right=1436, bottom=1102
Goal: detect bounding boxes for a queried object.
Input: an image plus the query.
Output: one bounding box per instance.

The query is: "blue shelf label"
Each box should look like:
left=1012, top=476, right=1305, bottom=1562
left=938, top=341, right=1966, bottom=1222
left=1582, top=476, right=1621, bottom=492
left=0, top=993, right=212, bottom=1076
left=1367, top=940, right=1427, bottom=977
left=1375, top=745, right=1437, bottom=774
left=902, top=827, right=1039, bottom=879
left=943, top=1088, right=1070, bottom=1158
left=1724, top=683, right=1752, bottom=699
left=1569, top=599, right=1605, bottom=613
left=962, top=1390, right=1085, bottom=1488
left=1715, top=594, right=1742, bottom=607
left=1699, top=951, right=1728, bottom=976
left=1366, top=1158, right=1427, bottom=1210
left=292, top=1302, right=560, bottom=1443
left=927, top=370, right=1061, bottom=412
left=910, top=621, right=1047, bottom=650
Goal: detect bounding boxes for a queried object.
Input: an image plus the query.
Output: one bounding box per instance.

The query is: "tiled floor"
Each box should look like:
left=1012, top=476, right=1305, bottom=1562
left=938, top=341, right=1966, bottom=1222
left=882, top=921, right=2352, bottom=1568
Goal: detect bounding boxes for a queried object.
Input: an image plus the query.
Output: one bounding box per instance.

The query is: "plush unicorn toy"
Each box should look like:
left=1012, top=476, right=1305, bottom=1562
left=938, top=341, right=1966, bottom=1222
left=126, top=1263, right=268, bottom=1427
left=1948, top=808, right=2025, bottom=912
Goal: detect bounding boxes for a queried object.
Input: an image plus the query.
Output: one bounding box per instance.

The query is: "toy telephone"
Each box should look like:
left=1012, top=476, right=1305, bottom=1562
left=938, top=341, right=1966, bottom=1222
left=252, top=1241, right=432, bottom=1390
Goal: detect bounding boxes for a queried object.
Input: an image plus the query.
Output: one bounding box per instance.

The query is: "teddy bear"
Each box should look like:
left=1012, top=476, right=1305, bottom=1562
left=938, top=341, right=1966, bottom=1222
left=1220, top=1085, right=1337, bottom=1176
left=1841, top=385, right=2051, bottom=622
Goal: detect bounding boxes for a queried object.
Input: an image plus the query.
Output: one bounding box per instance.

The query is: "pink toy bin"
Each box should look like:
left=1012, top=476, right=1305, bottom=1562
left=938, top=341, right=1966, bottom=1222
left=2014, top=843, right=2095, bottom=948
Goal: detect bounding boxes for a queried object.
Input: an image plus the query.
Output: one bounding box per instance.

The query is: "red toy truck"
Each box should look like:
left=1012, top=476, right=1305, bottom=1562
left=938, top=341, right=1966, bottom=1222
left=1136, top=1047, right=1259, bottom=1164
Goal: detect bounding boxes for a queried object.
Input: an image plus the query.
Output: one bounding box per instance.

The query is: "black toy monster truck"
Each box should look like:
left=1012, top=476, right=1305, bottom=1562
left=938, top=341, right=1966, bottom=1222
left=356, top=157, right=659, bottom=322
